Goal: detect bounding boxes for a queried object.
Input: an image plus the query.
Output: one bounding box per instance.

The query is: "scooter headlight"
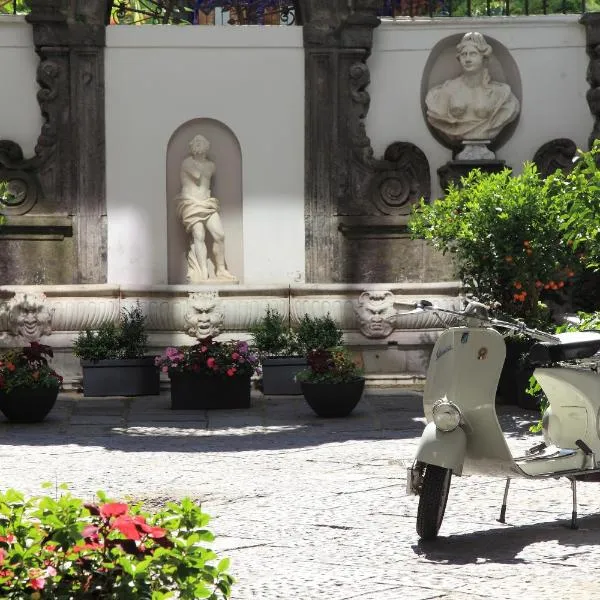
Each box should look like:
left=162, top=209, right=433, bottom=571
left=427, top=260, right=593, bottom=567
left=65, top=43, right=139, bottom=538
left=432, top=399, right=462, bottom=432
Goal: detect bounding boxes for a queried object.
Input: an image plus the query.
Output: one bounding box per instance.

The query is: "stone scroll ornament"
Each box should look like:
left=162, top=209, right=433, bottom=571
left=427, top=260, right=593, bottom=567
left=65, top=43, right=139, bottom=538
left=5, top=292, right=54, bottom=342
left=183, top=292, right=224, bottom=340
left=425, top=32, right=520, bottom=160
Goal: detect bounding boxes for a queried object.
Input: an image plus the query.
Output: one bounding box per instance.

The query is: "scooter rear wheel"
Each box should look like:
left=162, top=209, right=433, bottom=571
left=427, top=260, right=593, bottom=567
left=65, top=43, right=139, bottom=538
left=416, top=464, right=452, bottom=540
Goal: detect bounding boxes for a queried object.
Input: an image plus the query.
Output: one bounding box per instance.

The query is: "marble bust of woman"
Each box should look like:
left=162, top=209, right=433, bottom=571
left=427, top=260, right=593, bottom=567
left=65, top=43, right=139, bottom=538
left=425, top=32, right=520, bottom=147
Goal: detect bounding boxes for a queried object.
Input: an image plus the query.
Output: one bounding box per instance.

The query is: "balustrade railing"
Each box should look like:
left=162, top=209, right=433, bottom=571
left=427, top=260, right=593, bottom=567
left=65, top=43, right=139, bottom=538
left=0, top=0, right=591, bottom=20
left=378, top=0, right=589, bottom=16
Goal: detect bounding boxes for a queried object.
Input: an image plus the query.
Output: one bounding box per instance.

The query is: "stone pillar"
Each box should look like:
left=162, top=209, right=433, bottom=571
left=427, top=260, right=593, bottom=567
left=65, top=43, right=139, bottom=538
left=581, top=12, right=600, bottom=148
left=301, top=0, right=431, bottom=283
left=0, top=0, right=106, bottom=284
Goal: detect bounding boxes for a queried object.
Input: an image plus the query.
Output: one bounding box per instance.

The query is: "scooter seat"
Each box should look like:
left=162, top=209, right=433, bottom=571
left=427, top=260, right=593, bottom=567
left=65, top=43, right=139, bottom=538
left=528, top=331, right=600, bottom=365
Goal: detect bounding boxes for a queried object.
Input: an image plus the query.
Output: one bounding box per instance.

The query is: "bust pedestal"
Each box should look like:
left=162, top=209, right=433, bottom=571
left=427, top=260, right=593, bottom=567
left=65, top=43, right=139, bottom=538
left=438, top=159, right=508, bottom=192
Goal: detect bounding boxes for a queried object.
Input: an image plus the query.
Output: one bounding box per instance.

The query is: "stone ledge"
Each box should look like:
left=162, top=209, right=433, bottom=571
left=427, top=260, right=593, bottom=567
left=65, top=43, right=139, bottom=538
left=0, top=215, right=73, bottom=240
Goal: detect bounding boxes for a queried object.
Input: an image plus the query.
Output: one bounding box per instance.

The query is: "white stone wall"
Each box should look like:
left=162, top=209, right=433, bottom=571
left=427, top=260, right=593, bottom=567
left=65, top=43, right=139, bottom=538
left=0, top=16, right=42, bottom=158
left=105, top=26, right=305, bottom=286
left=368, top=16, right=592, bottom=201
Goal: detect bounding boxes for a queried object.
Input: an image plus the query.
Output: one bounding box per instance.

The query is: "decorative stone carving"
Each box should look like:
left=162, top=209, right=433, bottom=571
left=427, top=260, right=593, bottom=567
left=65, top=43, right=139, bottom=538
left=184, top=292, right=224, bottom=339
left=532, top=138, right=577, bottom=178
left=176, top=135, right=238, bottom=284
left=6, top=292, right=54, bottom=341
left=355, top=291, right=397, bottom=338
left=581, top=13, right=600, bottom=148
left=425, top=32, right=520, bottom=156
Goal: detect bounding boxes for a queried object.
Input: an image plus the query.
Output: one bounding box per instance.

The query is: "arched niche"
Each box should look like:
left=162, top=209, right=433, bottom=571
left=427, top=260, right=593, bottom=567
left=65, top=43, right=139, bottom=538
left=166, top=119, right=243, bottom=284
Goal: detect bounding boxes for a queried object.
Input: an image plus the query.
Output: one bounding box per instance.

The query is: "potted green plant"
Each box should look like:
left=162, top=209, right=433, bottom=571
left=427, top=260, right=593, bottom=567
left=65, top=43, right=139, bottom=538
left=0, top=342, right=63, bottom=422
left=409, top=161, right=583, bottom=407
left=0, top=486, right=234, bottom=599
left=155, top=336, right=259, bottom=410
left=296, top=346, right=365, bottom=418
left=250, top=307, right=305, bottom=395
left=73, top=302, right=159, bottom=397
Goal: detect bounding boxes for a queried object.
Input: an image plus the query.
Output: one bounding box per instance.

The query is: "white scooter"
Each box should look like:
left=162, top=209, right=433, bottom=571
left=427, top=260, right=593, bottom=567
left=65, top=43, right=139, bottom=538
left=406, top=300, right=600, bottom=540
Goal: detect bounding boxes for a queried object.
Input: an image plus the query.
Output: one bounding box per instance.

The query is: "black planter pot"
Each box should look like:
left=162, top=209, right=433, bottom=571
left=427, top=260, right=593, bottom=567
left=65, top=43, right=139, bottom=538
left=261, top=356, right=307, bottom=395
left=0, top=386, right=59, bottom=423
left=169, top=372, right=251, bottom=410
left=300, top=377, right=365, bottom=418
left=81, top=357, right=160, bottom=397
left=497, top=338, right=537, bottom=409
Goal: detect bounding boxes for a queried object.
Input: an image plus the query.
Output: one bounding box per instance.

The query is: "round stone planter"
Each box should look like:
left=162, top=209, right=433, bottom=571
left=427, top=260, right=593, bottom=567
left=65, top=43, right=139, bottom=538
left=0, top=386, right=59, bottom=423
left=300, top=377, right=366, bottom=418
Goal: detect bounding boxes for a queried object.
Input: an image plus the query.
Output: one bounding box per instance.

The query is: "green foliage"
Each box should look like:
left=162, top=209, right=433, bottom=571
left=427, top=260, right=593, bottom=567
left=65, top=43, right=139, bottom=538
left=409, top=160, right=590, bottom=324
left=0, top=486, right=234, bottom=599
left=295, top=346, right=363, bottom=384
left=296, top=314, right=344, bottom=355
left=73, top=302, right=149, bottom=361
left=0, top=342, right=62, bottom=393
left=250, top=307, right=300, bottom=356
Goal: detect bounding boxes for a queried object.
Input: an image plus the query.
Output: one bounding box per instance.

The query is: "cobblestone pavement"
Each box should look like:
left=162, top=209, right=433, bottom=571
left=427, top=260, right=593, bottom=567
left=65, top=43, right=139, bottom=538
left=1, top=389, right=600, bottom=599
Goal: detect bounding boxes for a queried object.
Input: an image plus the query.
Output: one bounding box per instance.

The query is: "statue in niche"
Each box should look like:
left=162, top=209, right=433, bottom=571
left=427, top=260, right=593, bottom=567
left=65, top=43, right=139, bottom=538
left=176, top=134, right=238, bottom=283
left=355, top=291, right=397, bottom=339
left=425, top=32, right=520, bottom=159
left=184, top=291, right=224, bottom=339
left=7, top=292, right=54, bottom=342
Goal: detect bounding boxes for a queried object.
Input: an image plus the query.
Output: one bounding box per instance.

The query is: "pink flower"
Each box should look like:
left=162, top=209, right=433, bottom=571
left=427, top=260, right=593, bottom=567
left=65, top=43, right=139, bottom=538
left=231, top=352, right=240, bottom=361
left=206, top=357, right=215, bottom=368
left=227, top=367, right=237, bottom=377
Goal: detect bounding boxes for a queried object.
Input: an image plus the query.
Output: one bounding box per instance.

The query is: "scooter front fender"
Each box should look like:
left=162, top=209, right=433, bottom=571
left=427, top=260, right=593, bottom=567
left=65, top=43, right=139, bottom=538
left=415, top=422, right=467, bottom=476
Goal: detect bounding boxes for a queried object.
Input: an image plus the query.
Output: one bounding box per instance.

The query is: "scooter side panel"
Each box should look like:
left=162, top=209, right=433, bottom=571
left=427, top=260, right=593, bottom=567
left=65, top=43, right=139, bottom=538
left=424, top=328, right=518, bottom=476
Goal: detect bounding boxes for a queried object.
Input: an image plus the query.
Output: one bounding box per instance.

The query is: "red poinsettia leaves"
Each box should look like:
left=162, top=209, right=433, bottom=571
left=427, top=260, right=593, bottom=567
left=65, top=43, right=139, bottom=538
left=99, top=503, right=129, bottom=519
left=111, top=516, right=141, bottom=540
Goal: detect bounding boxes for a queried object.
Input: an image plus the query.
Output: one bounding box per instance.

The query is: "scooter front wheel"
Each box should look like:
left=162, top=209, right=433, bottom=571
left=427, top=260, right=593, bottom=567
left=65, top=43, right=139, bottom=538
left=416, top=464, right=452, bottom=541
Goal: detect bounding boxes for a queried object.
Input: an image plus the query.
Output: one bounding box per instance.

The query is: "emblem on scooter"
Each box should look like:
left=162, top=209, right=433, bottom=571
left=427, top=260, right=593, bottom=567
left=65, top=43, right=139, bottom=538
left=477, top=347, right=488, bottom=360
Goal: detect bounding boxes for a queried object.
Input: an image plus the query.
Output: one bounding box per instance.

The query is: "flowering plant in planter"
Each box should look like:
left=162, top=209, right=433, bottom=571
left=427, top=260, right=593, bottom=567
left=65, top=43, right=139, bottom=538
left=0, top=486, right=234, bottom=599
left=296, top=347, right=363, bottom=384
left=155, top=337, right=260, bottom=379
left=0, top=342, right=63, bottom=394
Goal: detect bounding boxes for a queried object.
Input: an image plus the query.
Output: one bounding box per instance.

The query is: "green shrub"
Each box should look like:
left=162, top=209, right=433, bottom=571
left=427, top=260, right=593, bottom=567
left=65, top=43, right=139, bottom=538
left=296, top=314, right=343, bottom=354
left=409, top=161, right=587, bottom=325
left=250, top=307, right=300, bottom=356
left=73, top=302, right=148, bottom=361
left=0, top=486, right=234, bottom=599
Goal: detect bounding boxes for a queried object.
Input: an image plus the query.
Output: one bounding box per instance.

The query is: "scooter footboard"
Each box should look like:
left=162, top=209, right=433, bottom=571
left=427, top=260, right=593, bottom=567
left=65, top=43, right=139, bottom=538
left=415, top=422, right=467, bottom=476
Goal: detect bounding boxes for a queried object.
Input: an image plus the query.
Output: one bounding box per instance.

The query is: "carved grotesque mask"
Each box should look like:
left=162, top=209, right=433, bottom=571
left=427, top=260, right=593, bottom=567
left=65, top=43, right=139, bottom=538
left=7, top=293, right=54, bottom=342
left=184, top=292, right=224, bottom=340
left=355, top=291, right=397, bottom=339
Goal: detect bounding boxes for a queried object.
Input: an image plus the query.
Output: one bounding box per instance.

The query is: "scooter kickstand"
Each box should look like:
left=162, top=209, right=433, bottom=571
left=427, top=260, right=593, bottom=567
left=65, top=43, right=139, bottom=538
left=570, top=478, right=579, bottom=530
left=497, top=478, right=511, bottom=523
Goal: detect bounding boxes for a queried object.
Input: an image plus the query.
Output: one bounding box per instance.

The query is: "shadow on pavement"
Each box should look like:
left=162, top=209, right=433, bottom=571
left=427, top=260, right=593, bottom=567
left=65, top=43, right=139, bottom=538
left=412, top=514, right=600, bottom=565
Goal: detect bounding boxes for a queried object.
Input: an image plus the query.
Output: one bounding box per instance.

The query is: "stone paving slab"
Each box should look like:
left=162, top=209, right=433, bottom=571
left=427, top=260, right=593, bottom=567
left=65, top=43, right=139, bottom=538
left=1, top=389, right=600, bottom=599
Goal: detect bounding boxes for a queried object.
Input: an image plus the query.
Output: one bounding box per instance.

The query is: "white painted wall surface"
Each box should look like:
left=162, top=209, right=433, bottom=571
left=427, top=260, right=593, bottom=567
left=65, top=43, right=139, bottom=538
left=0, top=17, right=43, bottom=158
left=105, top=26, right=305, bottom=286
left=367, top=16, right=592, bottom=201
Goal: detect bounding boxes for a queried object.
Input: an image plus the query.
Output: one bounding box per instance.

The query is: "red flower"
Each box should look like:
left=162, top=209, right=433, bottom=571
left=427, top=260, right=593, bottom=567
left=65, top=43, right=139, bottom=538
left=99, top=502, right=129, bottom=519
left=112, top=515, right=141, bottom=540
left=231, top=352, right=240, bottom=360
left=206, top=357, right=215, bottom=368
left=227, top=368, right=236, bottom=377
left=6, top=363, right=15, bottom=372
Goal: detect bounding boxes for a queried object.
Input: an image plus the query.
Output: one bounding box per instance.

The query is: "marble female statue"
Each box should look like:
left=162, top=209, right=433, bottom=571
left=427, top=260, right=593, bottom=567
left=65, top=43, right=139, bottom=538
left=176, top=134, right=237, bottom=283
left=425, top=32, right=520, bottom=147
